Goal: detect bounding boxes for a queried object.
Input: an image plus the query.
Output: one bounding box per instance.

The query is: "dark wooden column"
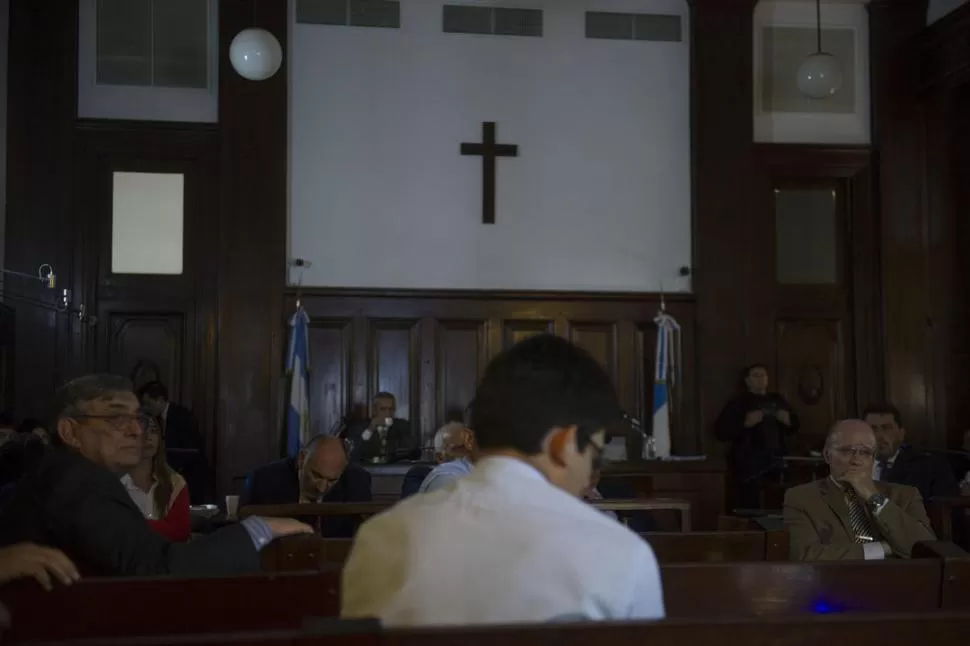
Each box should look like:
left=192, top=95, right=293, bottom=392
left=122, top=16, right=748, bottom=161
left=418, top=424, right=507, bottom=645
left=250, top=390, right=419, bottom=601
left=689, top=0, right=758, bottom=446
left=5, top=1, right=79, bottom=416
left=217, top=0, right=288, bottom=493
left=869, top=0, right=934, bottom=442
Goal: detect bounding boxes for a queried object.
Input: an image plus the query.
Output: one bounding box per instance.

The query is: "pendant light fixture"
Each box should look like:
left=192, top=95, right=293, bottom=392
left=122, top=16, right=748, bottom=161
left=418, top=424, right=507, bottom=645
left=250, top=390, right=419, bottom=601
left=229, top=1, right=283, bottom=81
left=795, top=0, right=843, bottom=99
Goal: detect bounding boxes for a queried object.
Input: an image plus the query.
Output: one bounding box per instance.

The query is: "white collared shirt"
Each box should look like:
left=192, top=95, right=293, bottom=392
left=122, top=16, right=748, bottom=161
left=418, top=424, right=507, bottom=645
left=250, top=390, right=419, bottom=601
left=120, top=473, right=159, bottom=519
left=342, top=456, right=665, bottom=626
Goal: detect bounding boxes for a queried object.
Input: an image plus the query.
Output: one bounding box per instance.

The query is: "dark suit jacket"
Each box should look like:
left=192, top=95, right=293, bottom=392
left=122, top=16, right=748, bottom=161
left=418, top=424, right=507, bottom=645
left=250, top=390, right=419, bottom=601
left=240, top=458, right=372, bottom=538
left=0, top=448, right=259, bottom=577
left=881, top=446, right=960, bottom=501
left=784, top=477, right=935, bottom=561
left=345, top=418, right=417, bottom=463
left=164, top=403, right=210, bottom=505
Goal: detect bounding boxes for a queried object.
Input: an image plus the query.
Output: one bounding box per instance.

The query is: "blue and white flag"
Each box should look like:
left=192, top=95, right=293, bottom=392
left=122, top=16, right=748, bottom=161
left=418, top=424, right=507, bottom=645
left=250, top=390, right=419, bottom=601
left=286, top=307, right=311, bottom=458
left=652, top=309, right=681, bottom=458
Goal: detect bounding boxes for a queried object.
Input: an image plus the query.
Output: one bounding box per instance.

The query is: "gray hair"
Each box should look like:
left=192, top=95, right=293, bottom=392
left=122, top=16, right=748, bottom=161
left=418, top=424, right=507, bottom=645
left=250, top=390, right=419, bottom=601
left=433, top=422, right=465, bottom=452
left=49, top=374, right=134, bottom=443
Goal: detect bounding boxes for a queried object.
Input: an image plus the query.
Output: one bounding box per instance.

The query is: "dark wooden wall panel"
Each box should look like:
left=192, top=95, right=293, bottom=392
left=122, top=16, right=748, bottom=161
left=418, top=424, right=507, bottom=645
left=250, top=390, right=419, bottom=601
left=568, top=322, right=619, bottom=385
left=369, top=319, right=420, bottom=423
left=503, top=320, right=554, bottom=349
left=307, top=319, right=353, bottom=437
left=690, top=0, right=757, bottom=450
left=775, top=320, right=845, bottom=448
left=436, top=320, right=486, bottom=423
left=105, top=311, right=184, bottom=398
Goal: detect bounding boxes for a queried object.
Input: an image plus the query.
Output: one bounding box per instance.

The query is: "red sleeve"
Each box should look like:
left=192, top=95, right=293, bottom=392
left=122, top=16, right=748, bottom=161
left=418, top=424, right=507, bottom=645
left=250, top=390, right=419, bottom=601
left=147, top=487, right=191, bottom=542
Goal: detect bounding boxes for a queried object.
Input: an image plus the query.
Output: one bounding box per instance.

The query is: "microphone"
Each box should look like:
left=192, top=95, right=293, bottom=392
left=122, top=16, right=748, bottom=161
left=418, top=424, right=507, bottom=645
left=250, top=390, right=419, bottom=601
left=621, top=411, right=643, bottom=432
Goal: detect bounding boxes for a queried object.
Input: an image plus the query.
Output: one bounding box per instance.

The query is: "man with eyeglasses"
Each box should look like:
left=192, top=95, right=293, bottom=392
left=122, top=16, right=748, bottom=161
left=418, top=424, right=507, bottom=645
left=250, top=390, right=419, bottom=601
left=783, top=419, right=934, bottom=561
left=0, top=374, right=312, bottom=577
left=241, top=434, right=372, bottom=537
left=342, top=334, right=664, bottom=626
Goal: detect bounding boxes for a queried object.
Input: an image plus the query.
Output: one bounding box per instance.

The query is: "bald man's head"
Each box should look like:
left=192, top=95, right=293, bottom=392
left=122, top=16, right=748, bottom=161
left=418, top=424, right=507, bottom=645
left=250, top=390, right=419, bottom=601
left=298, top=435, right=348, bottom=501
left=433, top=423, right=474, bottom=464
left=824, top=419, right=876, bottom=479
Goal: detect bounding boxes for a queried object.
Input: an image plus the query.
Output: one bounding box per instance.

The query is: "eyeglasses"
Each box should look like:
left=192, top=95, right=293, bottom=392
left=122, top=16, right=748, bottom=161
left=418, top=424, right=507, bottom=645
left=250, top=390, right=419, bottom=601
left=832, top=446, right=875, bottom=459
left=589, top=440, right=606, bottom=472
left=74, top=413, right=152, bottom=433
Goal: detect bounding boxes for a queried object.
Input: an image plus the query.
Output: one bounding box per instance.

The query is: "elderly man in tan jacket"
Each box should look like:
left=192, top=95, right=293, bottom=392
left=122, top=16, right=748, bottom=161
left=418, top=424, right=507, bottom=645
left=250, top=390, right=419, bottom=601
left=784, top=419, right=934, bottom=560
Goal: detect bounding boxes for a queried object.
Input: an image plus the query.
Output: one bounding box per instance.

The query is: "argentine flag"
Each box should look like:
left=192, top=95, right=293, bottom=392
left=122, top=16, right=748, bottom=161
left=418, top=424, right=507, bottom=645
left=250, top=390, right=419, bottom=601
left=286, top=307, right=311, bottom=458
left=652, top=309, right=681, bottom=458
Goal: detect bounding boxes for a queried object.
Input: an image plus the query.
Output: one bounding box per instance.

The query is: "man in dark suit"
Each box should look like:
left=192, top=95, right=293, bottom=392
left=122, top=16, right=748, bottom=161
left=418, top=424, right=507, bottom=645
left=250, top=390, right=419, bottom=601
left=344, top=392, right=417, bottom=463
left=863, top=403, right=960, bottom=501
left=0, top=374, right=311, bottom=577
left=241, top=434, right=372, bottom=538
left=137, top=381, right=209, bottom=503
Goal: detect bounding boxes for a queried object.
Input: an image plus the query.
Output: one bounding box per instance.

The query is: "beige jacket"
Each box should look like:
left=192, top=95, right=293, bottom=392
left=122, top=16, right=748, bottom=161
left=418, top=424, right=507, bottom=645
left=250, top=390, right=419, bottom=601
left=784, top=477, right=935, bottom=560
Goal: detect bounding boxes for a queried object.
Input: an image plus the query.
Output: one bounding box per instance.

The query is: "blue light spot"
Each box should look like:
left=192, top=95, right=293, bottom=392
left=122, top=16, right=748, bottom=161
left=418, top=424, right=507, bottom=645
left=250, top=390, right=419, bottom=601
left=812, top=600, right=845, bottom=614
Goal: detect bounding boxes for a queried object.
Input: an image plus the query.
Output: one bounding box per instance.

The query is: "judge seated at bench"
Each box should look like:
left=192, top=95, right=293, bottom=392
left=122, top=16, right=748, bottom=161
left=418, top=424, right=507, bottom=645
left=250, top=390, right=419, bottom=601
left=863, top=403, right=960, bottom=501
left=241, top=434, right=371, bottom=537
left=0, top=374, right=312, bottom=576
left=715, top=363, right=799, bottom=510
left=417, top=422, right=476, bottom=494
left=784, top=419, right=934, bottom=561
left=341, top=334, right=664, bottom=626
left=344, top=392, right=418, bottom=463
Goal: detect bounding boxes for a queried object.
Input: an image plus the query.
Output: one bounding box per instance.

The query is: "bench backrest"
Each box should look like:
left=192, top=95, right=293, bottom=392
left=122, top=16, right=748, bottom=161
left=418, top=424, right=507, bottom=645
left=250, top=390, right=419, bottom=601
left=14, top=613, right=970, bottom=646
left=260, top=530, right=789, bottom=571
left=2, top=558, right=963, bottom=642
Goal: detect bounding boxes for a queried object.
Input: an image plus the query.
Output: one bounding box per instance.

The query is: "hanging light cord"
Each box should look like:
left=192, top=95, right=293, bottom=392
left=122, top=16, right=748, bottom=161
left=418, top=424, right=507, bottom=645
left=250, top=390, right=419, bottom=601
left=815, top=0, right=822, bottom=53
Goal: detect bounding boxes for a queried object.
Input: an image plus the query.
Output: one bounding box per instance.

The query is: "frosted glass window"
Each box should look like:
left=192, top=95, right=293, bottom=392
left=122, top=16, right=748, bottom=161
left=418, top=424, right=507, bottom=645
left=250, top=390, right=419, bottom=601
left=775, top=188, right=837, bottom=284
left=111, top=172, right=184, bottom=275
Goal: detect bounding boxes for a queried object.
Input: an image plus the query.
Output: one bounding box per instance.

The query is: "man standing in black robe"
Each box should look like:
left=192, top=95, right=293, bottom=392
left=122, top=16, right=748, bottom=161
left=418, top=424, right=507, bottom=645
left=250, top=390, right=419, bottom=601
left=715, top=364, right=800, bottom=509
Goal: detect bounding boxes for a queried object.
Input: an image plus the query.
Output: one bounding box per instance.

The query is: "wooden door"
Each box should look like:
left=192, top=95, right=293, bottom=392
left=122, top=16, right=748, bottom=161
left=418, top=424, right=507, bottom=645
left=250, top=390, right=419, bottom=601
left=73, top=124, right=219, bottom=453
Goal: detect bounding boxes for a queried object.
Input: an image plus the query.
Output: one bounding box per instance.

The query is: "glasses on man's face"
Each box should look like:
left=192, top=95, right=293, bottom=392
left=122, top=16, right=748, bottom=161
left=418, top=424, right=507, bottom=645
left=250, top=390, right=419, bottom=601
left=832, top=446, right=875, bottom=459
left=588, top=440, right=606, bottom=472
left=75, top=413, right=152, bottom=434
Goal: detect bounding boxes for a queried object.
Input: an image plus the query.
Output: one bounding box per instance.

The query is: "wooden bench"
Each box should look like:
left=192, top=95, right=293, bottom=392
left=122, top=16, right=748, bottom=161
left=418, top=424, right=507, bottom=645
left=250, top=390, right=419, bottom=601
left=241, top=499, right=692, bottom=532
left=927, top=497, right=970, bottom=548
left=13, top=613, right=970, bottom=646
left=4, top=547, right=968, bottom=643
left=259, top=530, right=789, bottom=571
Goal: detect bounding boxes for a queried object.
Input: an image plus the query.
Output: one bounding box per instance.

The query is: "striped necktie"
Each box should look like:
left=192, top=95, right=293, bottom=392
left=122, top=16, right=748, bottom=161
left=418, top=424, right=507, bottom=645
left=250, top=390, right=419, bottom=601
left=845, top=491, right=876, bottom=543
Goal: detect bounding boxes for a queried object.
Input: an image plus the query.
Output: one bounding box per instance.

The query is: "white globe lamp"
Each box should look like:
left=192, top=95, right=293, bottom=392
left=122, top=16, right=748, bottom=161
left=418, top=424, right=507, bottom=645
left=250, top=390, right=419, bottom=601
left=797, top=0, right=842, bottom=100
left=796, top=52, right=843, bottom=99
left=229, top=28, right=282, bottom=81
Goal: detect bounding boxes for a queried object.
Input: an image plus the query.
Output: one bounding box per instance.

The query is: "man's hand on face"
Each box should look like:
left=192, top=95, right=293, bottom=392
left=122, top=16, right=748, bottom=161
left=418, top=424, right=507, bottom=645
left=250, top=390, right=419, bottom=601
left=840, top=469, right=879, bottom=501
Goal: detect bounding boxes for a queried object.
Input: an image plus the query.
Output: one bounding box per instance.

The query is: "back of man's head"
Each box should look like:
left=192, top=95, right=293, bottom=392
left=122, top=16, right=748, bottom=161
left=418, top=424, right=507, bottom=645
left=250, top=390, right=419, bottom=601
left=471, top=334, right=621, bottom=455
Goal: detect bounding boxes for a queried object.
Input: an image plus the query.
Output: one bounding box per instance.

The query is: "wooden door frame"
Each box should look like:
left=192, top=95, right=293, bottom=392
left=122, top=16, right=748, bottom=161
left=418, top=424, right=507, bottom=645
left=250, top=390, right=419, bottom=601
left=753, top=144, right=880, bottom=420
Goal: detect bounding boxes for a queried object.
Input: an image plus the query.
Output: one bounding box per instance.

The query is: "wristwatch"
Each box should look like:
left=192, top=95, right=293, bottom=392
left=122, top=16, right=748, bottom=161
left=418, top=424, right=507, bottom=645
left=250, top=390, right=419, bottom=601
left=867, top=493, right=889, bottom=514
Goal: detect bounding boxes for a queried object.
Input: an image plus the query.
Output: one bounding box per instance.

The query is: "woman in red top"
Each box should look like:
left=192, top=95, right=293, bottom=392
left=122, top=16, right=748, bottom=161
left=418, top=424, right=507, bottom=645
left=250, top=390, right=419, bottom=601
left=121, top=416, right=191, bottom=542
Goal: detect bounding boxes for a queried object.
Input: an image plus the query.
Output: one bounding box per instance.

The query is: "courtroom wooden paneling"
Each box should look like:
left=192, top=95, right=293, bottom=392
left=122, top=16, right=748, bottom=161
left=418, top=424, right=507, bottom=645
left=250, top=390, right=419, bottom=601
left=4, top=1, right=78, bottom=418
left=690, top=0, right=757, bottom=456
left=752, top=146, right=875, bottom=445
left=217, top=0, right=289, bottom=493
left=775, top=319, right=845, bottom=449
left=72, top=123, right=221, bottom=456
left=871, top=0, right=939, bottom=446
left=102, top=310, right=186, bottom=399
left=435, top=319, right=487, bottom=423
left=288, top=290, right=697, bottom=455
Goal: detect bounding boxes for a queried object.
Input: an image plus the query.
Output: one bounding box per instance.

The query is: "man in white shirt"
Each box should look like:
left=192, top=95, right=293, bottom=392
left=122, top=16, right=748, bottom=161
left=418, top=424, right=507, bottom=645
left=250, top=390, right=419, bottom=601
left=418, top=422, right=475, bottom=494
left=784, top=419, right=934, bottom=561
left=341, top=334, right=665, bottom=626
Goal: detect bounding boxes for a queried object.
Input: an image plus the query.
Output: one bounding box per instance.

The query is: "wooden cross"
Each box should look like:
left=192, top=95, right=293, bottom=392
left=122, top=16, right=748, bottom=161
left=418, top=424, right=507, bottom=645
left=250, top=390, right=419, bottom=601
left=460, top=121, right=519, bottom=224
